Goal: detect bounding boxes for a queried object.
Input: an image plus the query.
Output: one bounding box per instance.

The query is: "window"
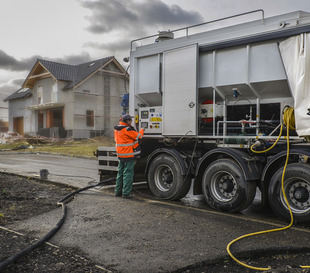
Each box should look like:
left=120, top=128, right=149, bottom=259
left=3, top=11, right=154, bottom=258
left=86, top=110, right=94, bottom=127
left=38, top=111, right=43, bottom=129
left=37, top=86, right=43, bottom=104
left=52, top=82, right=58, bottom=102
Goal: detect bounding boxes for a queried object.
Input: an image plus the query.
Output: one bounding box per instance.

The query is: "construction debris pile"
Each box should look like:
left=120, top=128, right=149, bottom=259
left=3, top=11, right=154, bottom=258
left=0, top=132, right=22, bottom=145
left=0, top=132, right=55, bottom=146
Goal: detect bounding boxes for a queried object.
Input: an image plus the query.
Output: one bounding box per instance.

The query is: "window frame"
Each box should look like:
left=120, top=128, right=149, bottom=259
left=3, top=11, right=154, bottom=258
left=86, top=110, right=94, bottom=127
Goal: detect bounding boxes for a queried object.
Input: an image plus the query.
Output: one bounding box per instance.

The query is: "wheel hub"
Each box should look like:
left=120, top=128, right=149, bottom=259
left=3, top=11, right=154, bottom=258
left=287, top=180, right=310, bottom=211
left=211, top=174, right=237, bottom=201
left=154, top=165, right=174, bottom=192
left=222, top=179, right=234, bottom=192
left=162, top=169, right=173, bottom=184
left=293, top=186, right=309, bottom=203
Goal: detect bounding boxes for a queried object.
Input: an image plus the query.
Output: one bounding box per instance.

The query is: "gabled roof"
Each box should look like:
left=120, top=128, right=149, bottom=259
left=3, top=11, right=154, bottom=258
left=38, top=59, right=77, bottom=82
left=4, top=88, right=32, bottom=102
left=22, top=56, right=122, bottom=89
left=63, top=57, right=115, bottom=90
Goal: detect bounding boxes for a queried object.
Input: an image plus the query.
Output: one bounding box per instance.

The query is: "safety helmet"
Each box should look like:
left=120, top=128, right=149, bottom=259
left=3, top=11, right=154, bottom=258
left=122, top=114, right=133, bottom=122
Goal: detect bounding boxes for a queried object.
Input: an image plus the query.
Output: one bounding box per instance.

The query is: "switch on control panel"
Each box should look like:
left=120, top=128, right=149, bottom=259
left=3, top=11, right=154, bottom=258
left=139, top=106, right=162, bottom=134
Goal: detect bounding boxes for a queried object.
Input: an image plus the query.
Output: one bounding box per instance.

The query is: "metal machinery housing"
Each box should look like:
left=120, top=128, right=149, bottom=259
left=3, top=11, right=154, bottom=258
left=98, top=10, right=310, bottom=223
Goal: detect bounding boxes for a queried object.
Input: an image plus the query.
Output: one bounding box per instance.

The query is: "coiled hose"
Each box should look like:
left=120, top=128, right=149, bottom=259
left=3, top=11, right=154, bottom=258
left=0, top=177, right=115, bottom=271
left=227, top=106, right=310, bottom=271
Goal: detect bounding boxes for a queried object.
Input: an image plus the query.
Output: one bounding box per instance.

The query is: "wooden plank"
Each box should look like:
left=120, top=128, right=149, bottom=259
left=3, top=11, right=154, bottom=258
left=28, top=72, right=51, bottom=79
left=98, top=156, right=118, bottom=161
left=98, top=147, right=116, bottom=151
left=99, top=166, right=118, bottom=171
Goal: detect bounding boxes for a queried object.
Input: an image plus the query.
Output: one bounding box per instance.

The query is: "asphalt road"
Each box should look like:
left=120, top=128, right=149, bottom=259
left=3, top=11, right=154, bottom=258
left=6, top=181, right=310, bottom=273
left=0, top=152, right=99, bottom=188
left=2, top=152, right=310, bottom=272
left=0, top=151, right=292, bottom=224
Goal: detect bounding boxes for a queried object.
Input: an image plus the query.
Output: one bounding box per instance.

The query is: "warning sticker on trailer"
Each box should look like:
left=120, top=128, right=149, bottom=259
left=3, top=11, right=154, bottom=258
left=151, top=117, right=162, bottom=122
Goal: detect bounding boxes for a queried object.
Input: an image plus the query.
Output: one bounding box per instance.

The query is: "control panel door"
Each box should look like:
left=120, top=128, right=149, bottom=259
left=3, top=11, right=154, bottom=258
left=162, top=44, right=198, bottom=136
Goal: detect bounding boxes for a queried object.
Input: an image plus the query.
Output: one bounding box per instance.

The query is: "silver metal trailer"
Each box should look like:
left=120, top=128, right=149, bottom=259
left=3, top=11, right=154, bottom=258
left=97, top=10, right=310, bottom=223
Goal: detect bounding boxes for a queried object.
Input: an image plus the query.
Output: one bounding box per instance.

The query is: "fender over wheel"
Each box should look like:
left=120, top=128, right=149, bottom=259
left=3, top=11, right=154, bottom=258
left=147, top=154, right=191, bottom=200
left=202, top=159, right=256, bottom=212
left=268, top=163, right=310, bottom=224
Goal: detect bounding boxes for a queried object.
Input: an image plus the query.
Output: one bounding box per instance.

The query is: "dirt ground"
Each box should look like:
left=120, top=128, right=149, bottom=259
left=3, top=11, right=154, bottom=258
left=1, top=172, right=310, bottom=273
left=0, top=173, right=108, bottom=273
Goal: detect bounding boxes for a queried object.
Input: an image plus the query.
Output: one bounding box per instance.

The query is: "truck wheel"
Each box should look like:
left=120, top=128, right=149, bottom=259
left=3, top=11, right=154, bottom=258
left=147, top=154, right=191, bottom=200
left=202, top=159, right=256, bottom=212
left=268, top=163, right=310, bottom=224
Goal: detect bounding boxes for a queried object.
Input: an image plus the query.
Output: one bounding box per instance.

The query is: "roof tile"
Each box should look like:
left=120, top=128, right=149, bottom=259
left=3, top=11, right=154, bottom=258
left=39, top=56, right=113, bottom=88
left=4, top=88, right=32, bottom=101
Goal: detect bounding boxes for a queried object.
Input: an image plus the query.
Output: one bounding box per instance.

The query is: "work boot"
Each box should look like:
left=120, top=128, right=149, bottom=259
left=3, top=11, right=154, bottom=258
left=122, top=194, right=133, bottom=199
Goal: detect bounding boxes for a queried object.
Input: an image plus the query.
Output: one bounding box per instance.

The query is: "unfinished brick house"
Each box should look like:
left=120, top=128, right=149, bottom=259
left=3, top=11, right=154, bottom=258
left=4, top=57, right=128, bottom=138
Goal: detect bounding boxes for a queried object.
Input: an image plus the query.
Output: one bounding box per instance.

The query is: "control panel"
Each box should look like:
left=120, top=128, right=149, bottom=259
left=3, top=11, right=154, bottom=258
left=139, top=106, right=163, bottom=134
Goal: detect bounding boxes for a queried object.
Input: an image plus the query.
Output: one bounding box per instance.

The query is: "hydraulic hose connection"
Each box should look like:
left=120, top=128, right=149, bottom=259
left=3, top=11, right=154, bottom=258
left=0, top=177, right=116, bottom=271
left=250, top=105, right=294, bottom=154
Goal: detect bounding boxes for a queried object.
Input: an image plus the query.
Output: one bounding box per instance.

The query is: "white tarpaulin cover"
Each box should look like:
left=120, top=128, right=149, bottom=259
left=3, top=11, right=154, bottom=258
left=279, top=34, right=310, bottom=137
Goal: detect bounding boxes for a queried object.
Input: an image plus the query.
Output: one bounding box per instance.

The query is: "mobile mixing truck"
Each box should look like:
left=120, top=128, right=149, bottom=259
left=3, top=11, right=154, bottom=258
left=96, top=10, right=310, bottom=223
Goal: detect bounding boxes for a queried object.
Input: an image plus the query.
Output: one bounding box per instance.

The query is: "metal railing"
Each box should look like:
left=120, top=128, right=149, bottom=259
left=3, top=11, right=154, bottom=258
left=131, top=9, right=265, bottom=51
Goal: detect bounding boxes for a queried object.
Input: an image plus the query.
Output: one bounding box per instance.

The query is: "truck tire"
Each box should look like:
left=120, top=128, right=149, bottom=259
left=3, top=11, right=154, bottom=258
left=147, top=154, right=191, bottom=200
left=202, top=159, right=256, bottom=212
left=268, top=163, right=310, bottom=224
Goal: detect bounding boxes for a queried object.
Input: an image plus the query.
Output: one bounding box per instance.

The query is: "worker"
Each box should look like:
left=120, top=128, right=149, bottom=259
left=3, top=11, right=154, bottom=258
left=114, top=114, right=144, bottom=198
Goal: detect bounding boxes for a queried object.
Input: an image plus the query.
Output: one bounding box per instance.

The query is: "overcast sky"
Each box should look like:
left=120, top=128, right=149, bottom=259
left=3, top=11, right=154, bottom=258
left=1, top=0, right=310, bottom=121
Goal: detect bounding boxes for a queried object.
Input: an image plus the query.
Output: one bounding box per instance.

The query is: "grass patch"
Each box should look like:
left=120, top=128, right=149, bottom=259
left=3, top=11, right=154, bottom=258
left=0, top=136, right=115, bottom=158
left=0, top=140, right=29, bottom=150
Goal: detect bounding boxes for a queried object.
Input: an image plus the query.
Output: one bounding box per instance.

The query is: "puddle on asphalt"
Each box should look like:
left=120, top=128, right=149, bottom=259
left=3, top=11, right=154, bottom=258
left=133, top=181, right=277, bottom=222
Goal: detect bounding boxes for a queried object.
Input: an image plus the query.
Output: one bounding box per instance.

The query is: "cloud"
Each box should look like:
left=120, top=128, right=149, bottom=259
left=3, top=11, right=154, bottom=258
left=81, top=0, right=138, bottom=33
left=0, top=50, right=94, bottom=75
left=0, top=83, right=19, bottom=103
left=0, top=50, right=40, bottom=72
left=84, top=40, right=131, bottom=53
left=80, top=0, right=203, bottom=34
left=11, top=78, right=25, bottom=86
left=138, top=1, right=203, bottom=25
left=53, top=51, right=92, bottom=65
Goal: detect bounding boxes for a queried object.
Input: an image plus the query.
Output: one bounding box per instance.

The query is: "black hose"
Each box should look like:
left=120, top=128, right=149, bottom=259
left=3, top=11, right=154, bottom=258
left=58, top=177, right=116, bottom=203
left=0, top=204, right=67, bottom=271
left=0, top=177, right=116, bottom=271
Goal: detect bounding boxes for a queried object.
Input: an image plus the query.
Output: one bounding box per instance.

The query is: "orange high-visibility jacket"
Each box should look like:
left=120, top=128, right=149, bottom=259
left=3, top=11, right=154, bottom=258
left=114, top=122, right=144, bottom=160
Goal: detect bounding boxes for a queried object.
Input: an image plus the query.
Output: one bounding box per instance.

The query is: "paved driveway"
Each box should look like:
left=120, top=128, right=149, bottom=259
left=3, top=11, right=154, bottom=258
left=0, top=152, right=99, bottom=188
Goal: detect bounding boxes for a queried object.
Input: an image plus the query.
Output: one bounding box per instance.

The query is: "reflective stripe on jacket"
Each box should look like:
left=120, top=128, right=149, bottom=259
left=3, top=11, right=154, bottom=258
left=114, top=122, right=144, bottom=159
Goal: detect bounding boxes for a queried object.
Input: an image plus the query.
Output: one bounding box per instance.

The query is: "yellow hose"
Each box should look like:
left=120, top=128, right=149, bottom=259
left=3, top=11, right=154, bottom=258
left=283, top=106, right=295, bottom=130
left=227, top=107, right=298, bottom=271
left=250, top=124, right=283, bottom=154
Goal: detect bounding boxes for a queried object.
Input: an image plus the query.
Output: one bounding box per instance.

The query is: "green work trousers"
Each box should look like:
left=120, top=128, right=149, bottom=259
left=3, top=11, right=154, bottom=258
left=115, top=159, right=135, bottom=196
